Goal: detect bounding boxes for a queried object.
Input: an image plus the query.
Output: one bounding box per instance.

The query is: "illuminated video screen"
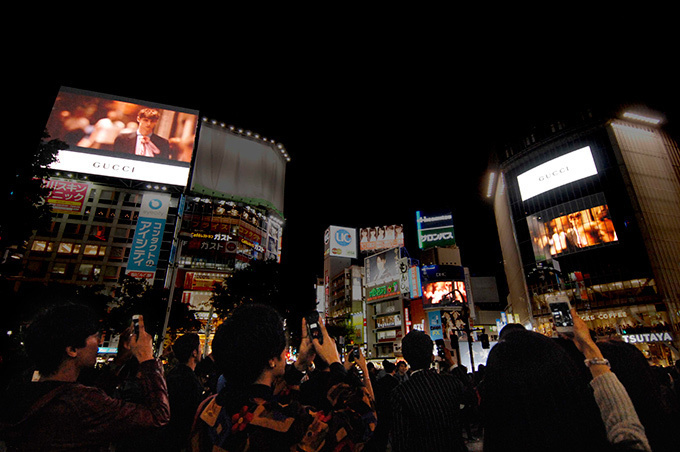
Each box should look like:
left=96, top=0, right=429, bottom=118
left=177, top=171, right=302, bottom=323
left=45, top=87, right=199, bottom=185
left=527, top=199, right=618, bottom=262
left=422, top=280, right=466, bottom=308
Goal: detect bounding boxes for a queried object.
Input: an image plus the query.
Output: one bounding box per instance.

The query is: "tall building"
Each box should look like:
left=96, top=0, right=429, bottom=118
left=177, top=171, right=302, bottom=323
left=489, top=103, right=680, bottom=365
left=7, top=87, right=288, bottom=350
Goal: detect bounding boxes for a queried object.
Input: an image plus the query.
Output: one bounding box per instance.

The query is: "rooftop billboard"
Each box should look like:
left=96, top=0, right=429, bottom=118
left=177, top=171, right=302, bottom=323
left=416, top=211, right=456, bottom=249
left=45, top=87, right=199, bottom=185
left=359, top=224, right=404, bottom=252
left=191, top=122, right=287, bottom=215
left=324, top=226, right=358, bottom=259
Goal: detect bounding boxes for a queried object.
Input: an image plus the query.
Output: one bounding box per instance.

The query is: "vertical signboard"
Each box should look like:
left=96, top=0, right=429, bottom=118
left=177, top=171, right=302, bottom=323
left=126, top=193, right=172, bottom=281
left=428, top=311, right=444, bottom=340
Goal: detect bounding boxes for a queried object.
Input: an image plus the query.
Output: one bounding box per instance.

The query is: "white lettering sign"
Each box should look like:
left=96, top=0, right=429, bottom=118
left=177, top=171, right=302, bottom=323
left=621, top=332, right=674, bottom=344
left=517, top=146, right=598, bottom=201
left=422, top=231, right=455, bottom=243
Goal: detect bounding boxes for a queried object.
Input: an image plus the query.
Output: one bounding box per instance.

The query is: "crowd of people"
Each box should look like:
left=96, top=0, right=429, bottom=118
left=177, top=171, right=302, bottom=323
left=1, top=302, right=679, bottom=451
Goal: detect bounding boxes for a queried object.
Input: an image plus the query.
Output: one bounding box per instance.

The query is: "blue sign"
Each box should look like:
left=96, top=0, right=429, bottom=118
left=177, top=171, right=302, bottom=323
left=428, top=311, right=444, bottom=340
left=126, top=193, right=171, bottom=279
left=334, top=229, right=353, bottom=246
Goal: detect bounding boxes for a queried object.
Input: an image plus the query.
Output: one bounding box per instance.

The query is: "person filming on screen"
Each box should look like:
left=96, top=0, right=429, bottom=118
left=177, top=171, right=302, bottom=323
left=114, top=108, right=171, bottom=159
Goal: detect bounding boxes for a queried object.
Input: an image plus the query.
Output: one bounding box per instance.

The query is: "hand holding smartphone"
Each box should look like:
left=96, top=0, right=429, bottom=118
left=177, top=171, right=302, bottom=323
left=547, top=295, right=574, bottom=334
left=130, top=315, right=154, bottom=363
left=305, top=311, right=323, bottom=345
left=132, top=314, right=141, bottom=338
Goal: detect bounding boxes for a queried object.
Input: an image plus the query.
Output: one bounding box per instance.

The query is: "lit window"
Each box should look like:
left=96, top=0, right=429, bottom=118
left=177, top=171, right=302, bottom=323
left=58, top=243, right=74, bottom=254
left=84, top=245, right=99, bottom=255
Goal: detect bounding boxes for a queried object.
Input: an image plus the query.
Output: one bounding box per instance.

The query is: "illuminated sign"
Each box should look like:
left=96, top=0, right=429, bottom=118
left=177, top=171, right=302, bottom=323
left=326, top=225, right=357, bottom=258
left=360, top=224, right=404, bottom=252
left=365, top=248, right=400, bottom=288
left=126, top=193, right=171, bottom=280
left=50, top=150, right=190, bottom=185
left=416, top=211, right=456, bottom=249
left=44, top=179, right=89, bottom=214
left=367, top=281, right=400, bottom=302
left=45, top=87, right=198, bottom=186
left=622, top=332, right=674, bottom=344
left=421, top=264, right=465, bottom=282
left=516, top=146, right=598, bottom=201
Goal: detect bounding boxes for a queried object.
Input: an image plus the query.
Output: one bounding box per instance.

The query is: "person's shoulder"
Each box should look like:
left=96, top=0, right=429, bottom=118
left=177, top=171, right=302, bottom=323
left=115, top=131, right=136, bottom=141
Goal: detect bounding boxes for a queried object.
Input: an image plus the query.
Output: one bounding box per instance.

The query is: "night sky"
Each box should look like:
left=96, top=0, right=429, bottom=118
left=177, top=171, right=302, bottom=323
left=8, top=36, right=678, bottom=308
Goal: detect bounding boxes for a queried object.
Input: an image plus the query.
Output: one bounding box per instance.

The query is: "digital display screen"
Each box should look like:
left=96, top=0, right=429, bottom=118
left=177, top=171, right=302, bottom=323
left=527, top=202, right=618, bottom=262
left=45, top=87, right=198, bottom=185
left=549, top=302, right=573, bottom=328
left=422, top=280, right=466, bottom=308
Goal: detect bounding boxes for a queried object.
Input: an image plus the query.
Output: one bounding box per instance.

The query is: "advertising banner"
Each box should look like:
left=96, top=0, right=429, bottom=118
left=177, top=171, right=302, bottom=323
left=327, top=226, right=358, bottom=259
left=359, top=224, right=404, bottom=252
left=422, top=280, right=467, bottom=309
left=365, top=248, right=400, bottom=287
left=191, top=122, right=287, bottom=215
left=428, top=311, right=444, bottom=340
left=46, top=87, right=198, bottom=186
left=416, top=211, right=456, bottom=249
left=126, top=193, right=171, bottom=280
left=420, top=264, right=465, bottom=283
left=526, top=193, right=618, bottom=262
left=517, top=146, right=598, bottom=201
left=44, top=179, right=89, bottom=214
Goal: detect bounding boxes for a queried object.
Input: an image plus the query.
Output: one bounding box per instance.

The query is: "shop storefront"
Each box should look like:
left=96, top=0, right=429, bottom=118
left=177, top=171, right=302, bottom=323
left=536, top=304, right=677, bottom=366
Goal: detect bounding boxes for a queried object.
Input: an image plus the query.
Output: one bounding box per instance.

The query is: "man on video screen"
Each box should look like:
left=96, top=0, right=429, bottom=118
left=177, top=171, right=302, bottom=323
left=114, top=108, right=171, bottom=159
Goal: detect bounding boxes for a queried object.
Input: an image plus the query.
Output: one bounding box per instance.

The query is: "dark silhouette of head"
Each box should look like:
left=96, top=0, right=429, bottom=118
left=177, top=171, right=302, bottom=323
left=172, top=333, right=200, bottom=364
left=24, top=303, right=100, bottom=377
left=211, top=304, right=286, bottom=389
left=401, top=330, right=433, bottom=371
left=481, top=330, right=608, bottom=452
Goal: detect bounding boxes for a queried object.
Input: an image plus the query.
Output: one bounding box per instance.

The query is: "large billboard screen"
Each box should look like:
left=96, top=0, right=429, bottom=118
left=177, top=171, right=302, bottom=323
left=365, top=248, right=400, bottom=287
left=45, top=87, right=198, bottom=185
left=359, top=224, right=404, bottom=252
left=191, top=122, right=287, bottom=215
left=422, top=280, right=466, bottom=309
left=416, top=211, right=456, bottom=249
left=527, top=197, right=618, bottom=262
left=517, top=146, right=598, bottom=201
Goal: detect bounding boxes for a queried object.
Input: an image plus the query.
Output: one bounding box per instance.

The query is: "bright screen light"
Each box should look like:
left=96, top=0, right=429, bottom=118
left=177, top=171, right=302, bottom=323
left=517, top=146, right=598, bottom=201
left=45, top=87, right=198, bottom=186
left=527, top=203, right=618, bottom=262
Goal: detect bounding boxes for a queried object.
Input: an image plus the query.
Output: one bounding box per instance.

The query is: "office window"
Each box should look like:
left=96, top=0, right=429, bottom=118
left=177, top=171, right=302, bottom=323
left=31, top=240, right=54, bottom=253
left=57, top=242, right=81, bottom=255
left=83, top=244, right=107, bottom=256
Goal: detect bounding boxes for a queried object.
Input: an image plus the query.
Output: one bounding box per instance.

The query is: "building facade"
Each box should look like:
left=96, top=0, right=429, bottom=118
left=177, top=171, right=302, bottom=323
left=490, top=104, right=680, bottom=364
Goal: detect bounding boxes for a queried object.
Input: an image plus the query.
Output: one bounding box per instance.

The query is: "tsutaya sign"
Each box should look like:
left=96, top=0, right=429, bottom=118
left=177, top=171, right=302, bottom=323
left=621, top=332, right=674, bottom=344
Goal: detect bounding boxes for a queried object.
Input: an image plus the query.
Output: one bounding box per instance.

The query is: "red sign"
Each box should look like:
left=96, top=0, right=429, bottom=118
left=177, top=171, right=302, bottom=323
left=44, top=180, right=89, bottom=214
